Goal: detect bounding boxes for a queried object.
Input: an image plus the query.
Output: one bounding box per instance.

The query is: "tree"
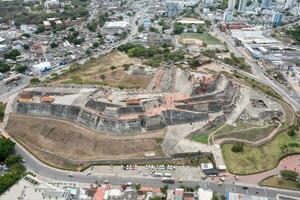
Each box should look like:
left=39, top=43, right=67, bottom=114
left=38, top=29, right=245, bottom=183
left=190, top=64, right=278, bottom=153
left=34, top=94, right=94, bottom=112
left=15, top=64, right=28, bottom=73
left=212, top=192, right=219, bottom=200
left=23, top=44, right=30, bottom=50
left=21, top=33, right=31, bottom=38
left=173, top=22, right=184, bottom=34
left=0, top=138, right=15, bottom=162
left=85, top=49, right=92, bottom=56
left=100, top=74, right=106, bottom=80
left=87, top=20, right=98, bottom=32
left=231, top=142, right=244, bottom=153
left=160, top=185, right=168, bottom=194
left=110, top=65, right=117, bottom=71
left=149, top=27, right=159, bottom=33
left=93, top=42, right=99, bottom=48
left=35, top=24, right=45, bottom=34
left=50, top=42, right=58, bottom=48
left=123, top=64, right=130, bottom=71
left=220, top=194, right=226, bottom=200
left=0, top=62, right=10, bottom=73
left=287, top=128, right=297, bottom=136
left=188, top=59, right=200, bottom=68
left=4, top=49, right=21, bottom=60
left=197, top=25, right=205, bottom=33
left=138, top=26, right=145, bottom=32
left=5, top=155, right=22, bottom=167
left=30, top=78, right=41, bottom=84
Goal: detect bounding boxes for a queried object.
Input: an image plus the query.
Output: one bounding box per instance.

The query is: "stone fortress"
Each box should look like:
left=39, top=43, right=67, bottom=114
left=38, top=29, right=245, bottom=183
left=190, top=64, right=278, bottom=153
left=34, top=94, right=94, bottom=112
left=12, top=66, right=284, bottom=135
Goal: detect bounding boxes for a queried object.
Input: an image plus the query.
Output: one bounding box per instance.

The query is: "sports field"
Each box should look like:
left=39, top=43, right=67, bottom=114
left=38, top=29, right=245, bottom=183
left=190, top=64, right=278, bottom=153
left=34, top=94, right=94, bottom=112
left=180, top=33, right=221, bottom=45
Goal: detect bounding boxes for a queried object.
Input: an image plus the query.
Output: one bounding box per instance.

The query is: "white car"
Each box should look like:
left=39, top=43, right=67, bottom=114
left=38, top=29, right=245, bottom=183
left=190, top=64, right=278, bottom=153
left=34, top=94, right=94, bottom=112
left=68, top=173, right=74, bottom=177
left=85, top=172, right=92, bottom=176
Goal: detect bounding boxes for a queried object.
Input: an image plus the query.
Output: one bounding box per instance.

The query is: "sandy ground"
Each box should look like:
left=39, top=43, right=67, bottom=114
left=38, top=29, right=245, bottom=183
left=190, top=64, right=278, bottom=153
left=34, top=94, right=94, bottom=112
left=6, top=114, right=165, bottom=161
left=197, top=62, right=233, bottom=74
left=53, top=51, right=153, bottom=89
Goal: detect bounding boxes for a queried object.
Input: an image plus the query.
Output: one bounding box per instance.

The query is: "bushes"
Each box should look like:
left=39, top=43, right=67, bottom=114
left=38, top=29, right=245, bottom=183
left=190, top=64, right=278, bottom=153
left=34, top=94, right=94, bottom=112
left=280, top=170, right=299, bottom=181
left=0, top=138, right=15, bottom=162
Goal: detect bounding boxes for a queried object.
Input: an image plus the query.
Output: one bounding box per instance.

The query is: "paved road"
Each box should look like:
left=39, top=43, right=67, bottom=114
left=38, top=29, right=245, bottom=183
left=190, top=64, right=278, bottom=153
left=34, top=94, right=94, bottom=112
left=15, top=139, right=300, bottom=198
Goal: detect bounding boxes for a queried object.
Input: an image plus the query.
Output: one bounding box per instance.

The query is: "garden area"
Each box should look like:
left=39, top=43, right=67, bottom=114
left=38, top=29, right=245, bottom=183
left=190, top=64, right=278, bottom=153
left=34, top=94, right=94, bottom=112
left=0, top=138, right=26, bottom=194
left=0, top=102, right=6, bottom=122
left=260, top=170, right=300, bottom=190
left=221, top=130, right=300, bottom=174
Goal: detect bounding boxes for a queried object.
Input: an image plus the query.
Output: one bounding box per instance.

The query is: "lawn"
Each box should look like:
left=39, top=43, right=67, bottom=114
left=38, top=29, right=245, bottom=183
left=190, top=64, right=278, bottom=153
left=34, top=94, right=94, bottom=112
left=214, top=125, right=277, bottom=142
left=260, top=175, right=300, bottom=190
left=180, top=33, right=221, bottom=45
left=222, top=132, right=300, bottom=174
left=214, top=121, right=258, bottom=135
left=191, top=134, right=209, bottom=144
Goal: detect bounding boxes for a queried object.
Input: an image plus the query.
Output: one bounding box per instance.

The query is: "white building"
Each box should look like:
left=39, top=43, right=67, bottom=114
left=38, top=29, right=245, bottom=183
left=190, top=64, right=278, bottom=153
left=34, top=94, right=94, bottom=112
left=20, top=25, right=37, bottom=34
left=238, top=0, right=247, bottom=12
left=194, top=188, right=213, bottom=200
left=44, top=0, right=60, bottom=9
left=31, top=61, right=51, bottom=73
left=103, top=21, right=130, bottom=32
left=223, top=11, right=234, bottom=22
left=284, top=0, right=294, bottom=9
left=227, top=0, right=236, bottom=11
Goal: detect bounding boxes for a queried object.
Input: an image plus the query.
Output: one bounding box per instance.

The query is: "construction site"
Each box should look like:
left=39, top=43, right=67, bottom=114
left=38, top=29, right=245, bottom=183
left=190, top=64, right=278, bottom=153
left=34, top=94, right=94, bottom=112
left=4, top=64, right=286, bottom=169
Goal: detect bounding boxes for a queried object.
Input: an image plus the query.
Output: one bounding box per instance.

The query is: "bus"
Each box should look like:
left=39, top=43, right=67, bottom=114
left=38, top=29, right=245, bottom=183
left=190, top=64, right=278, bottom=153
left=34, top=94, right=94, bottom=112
left=4, top=74, right=21, bottom=85
left=161, top=177, right=175, bottom=184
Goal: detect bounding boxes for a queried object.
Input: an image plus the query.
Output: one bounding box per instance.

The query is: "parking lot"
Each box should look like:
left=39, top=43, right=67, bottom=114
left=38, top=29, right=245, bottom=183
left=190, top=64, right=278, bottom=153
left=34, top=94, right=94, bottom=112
left=85, top=165, right=203, bottom=182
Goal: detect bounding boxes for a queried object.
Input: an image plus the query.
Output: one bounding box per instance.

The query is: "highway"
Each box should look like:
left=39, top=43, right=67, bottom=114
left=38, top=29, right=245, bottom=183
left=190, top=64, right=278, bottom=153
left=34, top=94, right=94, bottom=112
left=214, top=29, right=300, bottom=111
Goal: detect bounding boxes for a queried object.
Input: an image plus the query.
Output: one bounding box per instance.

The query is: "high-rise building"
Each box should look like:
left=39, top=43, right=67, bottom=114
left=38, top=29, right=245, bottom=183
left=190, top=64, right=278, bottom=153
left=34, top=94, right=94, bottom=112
left=238, top=0, right=247, bottom=12
left=223, top=11, right=234, bottom=22
left=284, top=0, right=294, bottom=9
left=261, top=0, right=271, bottom=9
left=227, top=0, right=236, bottom=11
left=272, top=12, right=283, bottom=27
left=166, top=2, right=178, bottom=17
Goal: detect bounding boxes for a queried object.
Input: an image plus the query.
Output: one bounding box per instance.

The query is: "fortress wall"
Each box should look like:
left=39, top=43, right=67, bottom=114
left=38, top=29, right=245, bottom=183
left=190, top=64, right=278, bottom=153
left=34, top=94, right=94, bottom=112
left=95, top=117, right=143, bottom=134
left=208, top=101, right=222, bottom=112
left=143, top=98, right=165, bottom=112
left=143, top=114, right=167, bottom=131
left=163, top=110, right=208, bottom=125
left=15, top=102, right=80, bottom=120
left=77, top=109, right=99, bottom=129
left=117, top=106, right=145, bottom=116
left=175, top=103, right=210, bottom=112
left=85, top=99, right=118, bottom=112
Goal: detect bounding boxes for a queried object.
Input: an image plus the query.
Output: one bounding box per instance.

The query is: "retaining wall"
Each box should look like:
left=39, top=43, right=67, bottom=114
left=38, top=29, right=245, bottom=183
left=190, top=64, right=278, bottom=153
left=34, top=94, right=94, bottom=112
left=143, top=114, right=167, bottom=131
left=163, top=110, right=208, bottom=125
left=95, top=117, right=143, bottom=134
left=16, top=102, right=80, bottom=120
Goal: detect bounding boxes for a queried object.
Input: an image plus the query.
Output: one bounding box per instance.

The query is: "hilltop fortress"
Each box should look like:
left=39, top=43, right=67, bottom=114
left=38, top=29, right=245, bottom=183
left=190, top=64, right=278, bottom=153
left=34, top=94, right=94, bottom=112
left=12, top=67, right=282, bottom=135
left=13, top=69, right=236, bottom=134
